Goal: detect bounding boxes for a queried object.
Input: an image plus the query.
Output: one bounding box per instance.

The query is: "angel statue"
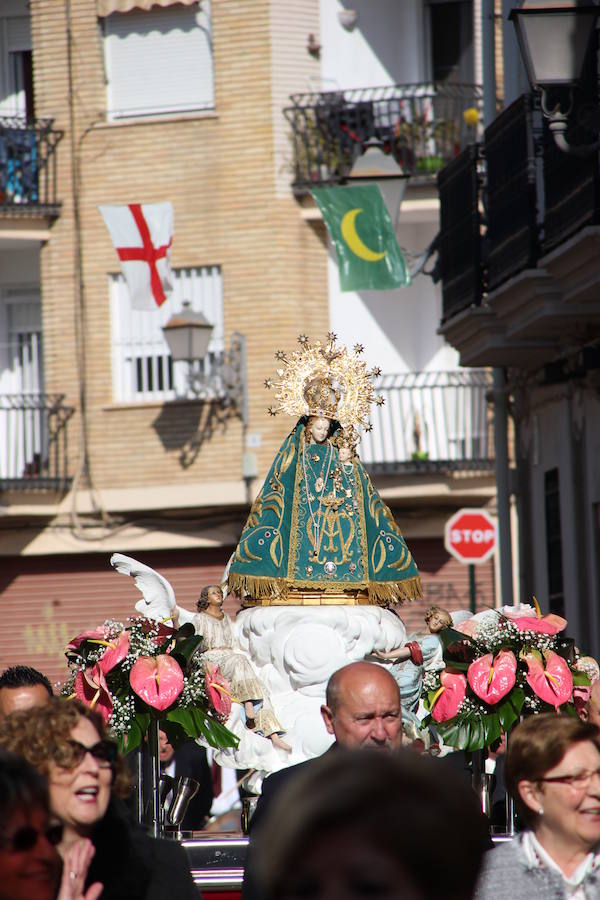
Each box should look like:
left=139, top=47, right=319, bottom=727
left=109, top=555, right=291, bottom=753
left=373, top=606, right=452, bottom=715
left=190, top=584, right=291, bottom=751
left=228, top=334, right=422, bottom=607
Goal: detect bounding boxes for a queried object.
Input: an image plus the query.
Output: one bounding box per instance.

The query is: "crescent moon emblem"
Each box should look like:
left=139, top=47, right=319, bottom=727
left=340, top=208, right=386, bottom=262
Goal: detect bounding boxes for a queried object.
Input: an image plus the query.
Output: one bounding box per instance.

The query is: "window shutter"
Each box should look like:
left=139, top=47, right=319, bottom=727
left=104, top=3, right=214, bottom=118
left=110, top=266, right=224, bottom=403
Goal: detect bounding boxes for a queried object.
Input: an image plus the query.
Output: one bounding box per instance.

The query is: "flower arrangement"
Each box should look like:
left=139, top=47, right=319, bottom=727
left=62, top=616, right=238, bottom=754
left=422, top=601, right=591, bottom=751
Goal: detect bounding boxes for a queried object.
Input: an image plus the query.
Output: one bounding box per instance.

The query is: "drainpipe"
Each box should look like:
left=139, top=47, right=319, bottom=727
left=492, top=368, right=514, bottom=606
left=482, top=4, right=514, bottom=606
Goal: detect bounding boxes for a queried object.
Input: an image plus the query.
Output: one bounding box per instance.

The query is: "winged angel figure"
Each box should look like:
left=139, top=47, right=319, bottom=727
left=110, top=553, right=196, bottom=626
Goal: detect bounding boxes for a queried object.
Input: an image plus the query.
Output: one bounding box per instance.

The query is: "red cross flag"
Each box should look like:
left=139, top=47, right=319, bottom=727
left=99, top=202, right=174, bottom=310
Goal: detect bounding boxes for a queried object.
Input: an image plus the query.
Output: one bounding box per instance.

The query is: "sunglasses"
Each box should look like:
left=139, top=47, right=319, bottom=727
left=0, top=823, right=63, bottom=853
left=53, top=739, right=118, bottom=770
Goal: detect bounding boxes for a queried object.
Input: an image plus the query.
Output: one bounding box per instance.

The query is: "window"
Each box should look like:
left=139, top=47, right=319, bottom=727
left=103, top=2, right=214, bottom=120
left=0, top=12, right=34, bottom=117
left=110, top=265, right=224, bottom=403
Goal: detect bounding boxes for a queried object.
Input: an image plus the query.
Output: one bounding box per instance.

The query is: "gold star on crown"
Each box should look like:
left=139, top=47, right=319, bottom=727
left=264, top=334, right=380, bottom=428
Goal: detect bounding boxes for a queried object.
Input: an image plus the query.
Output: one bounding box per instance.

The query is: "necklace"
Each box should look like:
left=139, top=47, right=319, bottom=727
left=302, top=440, right=334, bottom=558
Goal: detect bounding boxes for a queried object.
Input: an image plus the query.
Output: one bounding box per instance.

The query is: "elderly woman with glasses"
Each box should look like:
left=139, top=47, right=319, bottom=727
left=476, top=714, right=600, bottom=899
left=0, top=698, right=197, bottom=900
left=0, top=749, right=100, bottom=900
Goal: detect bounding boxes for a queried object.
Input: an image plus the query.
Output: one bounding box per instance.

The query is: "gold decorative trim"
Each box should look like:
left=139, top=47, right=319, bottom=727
left=232, top=573, right=423, bottom=608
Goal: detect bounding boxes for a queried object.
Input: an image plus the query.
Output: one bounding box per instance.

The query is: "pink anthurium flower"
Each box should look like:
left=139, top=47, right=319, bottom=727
left=97, top=631, right=130, bottom=675
left=204, top=664, right=233, bottom=719
left=505, top=596, right=567, bottom=635
left=431, top=670, right=467, bottom=723
left=521, top=648, right=573, bottom=710
left=74, top=664, right=113, bottom=723
left=504, top=612, right=567, bottom=635
left=467, top=649, right=517, bottom=705
left=66, top=627, right=107, bottom=652
left=129, top=654, right=184, bottom=710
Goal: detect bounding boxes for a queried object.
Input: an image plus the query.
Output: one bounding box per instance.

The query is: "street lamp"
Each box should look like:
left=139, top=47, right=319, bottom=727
left=162, top=303, right=248, bottom=425
left=509, top=0, right=599, bottom=155
left=345, top=138, right=410, bottom=229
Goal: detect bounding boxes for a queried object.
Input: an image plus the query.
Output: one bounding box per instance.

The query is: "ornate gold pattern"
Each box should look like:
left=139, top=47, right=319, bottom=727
left=264, top=334, right=381, bottom=429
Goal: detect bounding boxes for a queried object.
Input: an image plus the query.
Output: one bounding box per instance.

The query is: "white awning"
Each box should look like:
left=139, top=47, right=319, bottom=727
left=97, top=0, right=198, bottom=17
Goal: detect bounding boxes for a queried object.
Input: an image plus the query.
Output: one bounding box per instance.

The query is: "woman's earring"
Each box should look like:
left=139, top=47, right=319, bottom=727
left=538, top=807, right=544, bottom=815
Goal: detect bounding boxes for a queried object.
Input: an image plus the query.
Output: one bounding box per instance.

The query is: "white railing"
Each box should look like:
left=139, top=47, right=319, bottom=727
left=360, top=369, right=493, bottom=470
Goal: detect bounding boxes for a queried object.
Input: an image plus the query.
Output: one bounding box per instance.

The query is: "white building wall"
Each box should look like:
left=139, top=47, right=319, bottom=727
left=320, top=0, right=424, bottom=89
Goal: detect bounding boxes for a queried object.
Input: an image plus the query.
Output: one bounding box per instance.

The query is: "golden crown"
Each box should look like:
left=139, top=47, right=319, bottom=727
left=265, top=333, right=384, bottom=429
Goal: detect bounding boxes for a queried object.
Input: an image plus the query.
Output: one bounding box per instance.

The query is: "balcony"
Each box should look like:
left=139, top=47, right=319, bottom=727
left=360, top=369, right=494, bottom=475
left=438, top=93, right=600, bottom=369
left=0, top=394, right=74, bottom=492
left=0, top=117, right=63, bottom=215
left=284, top=83, right=483, bottom=193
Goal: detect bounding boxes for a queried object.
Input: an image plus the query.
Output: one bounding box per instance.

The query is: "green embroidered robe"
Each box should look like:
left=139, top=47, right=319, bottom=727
left=229, top=419, right=422, bottom=605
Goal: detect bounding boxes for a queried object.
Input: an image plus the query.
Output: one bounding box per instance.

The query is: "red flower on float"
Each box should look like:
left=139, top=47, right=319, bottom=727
left=431, top=670, right=467, bottom=723
left=97, top=631, right=130, bottom=674
left=467, top=649, right=517, bottom=705
left=74, top=664, right=113, bottom=722
left=129, top=654, right=184, bottom=710
left=520, top=648, right=573, bottom=710
left=204, top=664, right=233, bottom=719
left=66, top=627, right=107, bottom=652
left=504, top=612, right=567, bottom=635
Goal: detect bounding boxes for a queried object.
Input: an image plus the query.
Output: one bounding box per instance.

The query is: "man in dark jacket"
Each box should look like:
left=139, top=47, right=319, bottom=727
left=242, top=661, right=402, bottom=900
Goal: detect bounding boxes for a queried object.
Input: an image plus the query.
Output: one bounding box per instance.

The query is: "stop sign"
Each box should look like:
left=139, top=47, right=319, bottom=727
left=444, top=508, right=497, bottom=564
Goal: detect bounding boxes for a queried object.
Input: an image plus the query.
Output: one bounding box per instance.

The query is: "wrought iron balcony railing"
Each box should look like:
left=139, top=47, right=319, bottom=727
left=438, top=143, right=484, bottom=323
left=284, top=82, right=483, bottom=192
left=0, top=393, right=74, bottom=491
left=360, top=369, right=494, bottom=474
left=0, top=117, right=63, bottom=213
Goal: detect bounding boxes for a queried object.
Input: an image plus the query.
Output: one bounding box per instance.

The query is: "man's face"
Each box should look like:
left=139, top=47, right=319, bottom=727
left=321, top=669, right=402, bottom=750
left=159, top=730, right=175, bottom=764
left=0, top=684, right=50, bottom=720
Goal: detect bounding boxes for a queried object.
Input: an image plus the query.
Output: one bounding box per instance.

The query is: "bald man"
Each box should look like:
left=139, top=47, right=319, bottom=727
left=242, top=661, right=402, bottom=900
left=0, top=665, right=53, bottom=719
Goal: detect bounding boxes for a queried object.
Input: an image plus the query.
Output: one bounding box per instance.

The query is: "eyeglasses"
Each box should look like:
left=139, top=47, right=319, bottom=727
left=539, top=767, right=600, bottom=789
left=0, top=823, right=63, bottom=852
left=52, top=739, right=117, bottom=770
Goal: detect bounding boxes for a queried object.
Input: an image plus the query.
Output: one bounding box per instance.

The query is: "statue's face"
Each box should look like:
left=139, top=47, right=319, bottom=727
left=338, top=446, right=352, bottom=463
left=308, top=417, right=330, bottom=443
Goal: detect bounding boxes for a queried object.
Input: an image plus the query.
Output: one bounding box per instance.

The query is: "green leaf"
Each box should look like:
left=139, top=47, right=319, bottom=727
left=497, top=696, right=519, bottom=733
left=483, top=712, right=501, bottom=747
left=166, top=706, right=238, bottom=750
left=509, top=686, right=526, bottom=716
left=170, top=635, right=203, bottom=669
left=572, top=670, right=591, bottom=687
left=118, top=711, right=150, bottom=755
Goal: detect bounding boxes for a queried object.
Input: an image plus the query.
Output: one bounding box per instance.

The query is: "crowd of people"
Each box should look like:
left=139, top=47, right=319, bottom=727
left=2, top=654, right=600, bottom=899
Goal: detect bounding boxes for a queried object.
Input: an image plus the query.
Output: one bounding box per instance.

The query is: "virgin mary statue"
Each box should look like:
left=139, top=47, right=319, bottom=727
left=229, top=334, right=422, bottom=608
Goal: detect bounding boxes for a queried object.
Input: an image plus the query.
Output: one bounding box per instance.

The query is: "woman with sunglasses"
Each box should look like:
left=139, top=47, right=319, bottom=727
left=0, top=698, right=197, bottom=900
left=476, top=714, right=600, bottom=898
left=0, top=749, right=101, bottom=900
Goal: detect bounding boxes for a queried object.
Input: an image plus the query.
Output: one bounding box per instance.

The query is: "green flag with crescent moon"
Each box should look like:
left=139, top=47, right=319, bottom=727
left=311, top=185, right=410, bottom=292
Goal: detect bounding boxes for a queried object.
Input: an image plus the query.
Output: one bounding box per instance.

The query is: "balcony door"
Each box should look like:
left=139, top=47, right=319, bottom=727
left=0, top=290, right=44, bottom=480
left=0, top=11, right=33, bottom=117
left=425, top=0, right=474, bottom=85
